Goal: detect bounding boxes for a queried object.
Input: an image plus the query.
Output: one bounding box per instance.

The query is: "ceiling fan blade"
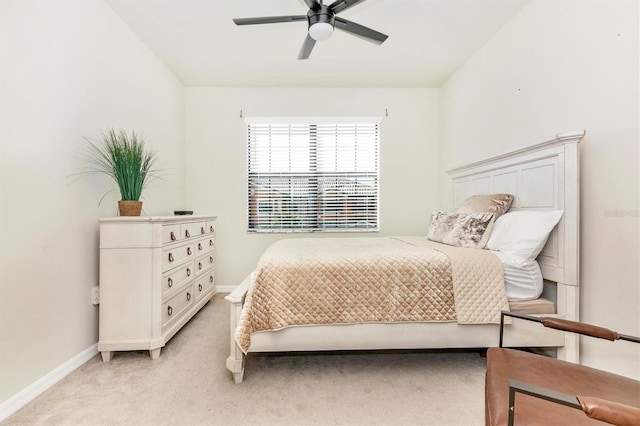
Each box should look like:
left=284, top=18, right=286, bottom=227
left=303, top=0, right=322, bottom=10
left=298, top=34, right=317, bottom=60
left=328, top=0, right=368, bottom=15
left=233, top=15, right=307, bottom=26
left=334, top=17, right=388, bottom=44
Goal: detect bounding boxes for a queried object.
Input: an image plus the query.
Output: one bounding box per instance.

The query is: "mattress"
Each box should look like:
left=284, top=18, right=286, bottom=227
left=509, top=297, right=555, bottom=315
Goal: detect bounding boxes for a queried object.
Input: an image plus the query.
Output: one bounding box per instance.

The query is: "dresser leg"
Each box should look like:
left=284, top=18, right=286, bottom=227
left=100, top=351, right=113, bottom=362
left=149, top=348, right=161, bottom=360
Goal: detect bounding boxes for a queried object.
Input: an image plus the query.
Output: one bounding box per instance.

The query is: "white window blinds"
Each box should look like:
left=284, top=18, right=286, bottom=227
left=246, top=118, right=380, bottom=232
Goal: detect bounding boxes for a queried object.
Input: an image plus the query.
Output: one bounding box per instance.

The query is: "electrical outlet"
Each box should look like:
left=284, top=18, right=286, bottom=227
left=91, top=286, right=100, bottom=305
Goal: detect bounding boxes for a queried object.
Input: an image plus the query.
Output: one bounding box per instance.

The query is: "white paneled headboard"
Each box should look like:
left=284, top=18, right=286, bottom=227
left=446, top=131, right=584, bottom=361
left=446, top=131, right=584, bottom=287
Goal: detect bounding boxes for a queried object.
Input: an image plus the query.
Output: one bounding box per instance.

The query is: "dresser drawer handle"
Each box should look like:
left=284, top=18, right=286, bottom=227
left=209, top=256, right=213, bottom=264
left=185, top=229, right=190, bottom=238
left=209, top=225, right=214, bottom=232
left=198, top=262, right=202, bottom=270
left=170, top=231, right=176, bottom=241
left=186, top=292, right=191, bottom=301
left=168, top=253, right=174, bottom=263
left=168, top=277, right=173, bottom=288
left=209, top=239, right=213, bottom=247
left=187, top=247, right=192, bottom=256
left=167, top=306, right=173, bottom=316
left=187, top=268, right=191, bottom=277
left=198, top=284, right=203, bottom=292
left=201, top=226, right=205, bottom=234
left=209, top=275, right=214, bottom=283
left=198, top=243, right=202, bottom=251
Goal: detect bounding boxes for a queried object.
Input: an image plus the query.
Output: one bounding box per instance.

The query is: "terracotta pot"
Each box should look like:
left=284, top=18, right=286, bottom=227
left=118, top=200, right=143, bottom=216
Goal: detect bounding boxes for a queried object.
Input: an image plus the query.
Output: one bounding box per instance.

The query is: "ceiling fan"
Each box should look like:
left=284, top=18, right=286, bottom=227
left=233, top=0, right=388, bottom=60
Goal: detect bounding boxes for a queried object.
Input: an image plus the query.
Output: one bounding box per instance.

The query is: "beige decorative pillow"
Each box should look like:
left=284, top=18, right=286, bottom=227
left=457, top=194, right=514, bottom=218
left=427, top=211, right=495, bottom=249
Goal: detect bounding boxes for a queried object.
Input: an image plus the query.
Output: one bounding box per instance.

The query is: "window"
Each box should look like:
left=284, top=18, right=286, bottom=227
left=246, top=117, right=380, bottom=232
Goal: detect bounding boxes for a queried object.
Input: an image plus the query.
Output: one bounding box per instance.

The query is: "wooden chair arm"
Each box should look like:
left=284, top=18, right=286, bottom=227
left=540, top=317, right=619, bottom=341
left=508, top=381, right=640, bottom=426
left=577, top=396, right=640, bottom=426
left=499, top=311, right=640, bottom=347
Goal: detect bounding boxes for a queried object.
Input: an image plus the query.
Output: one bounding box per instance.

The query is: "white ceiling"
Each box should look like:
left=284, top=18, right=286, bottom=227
left=104, top=0, right=529, bottom=88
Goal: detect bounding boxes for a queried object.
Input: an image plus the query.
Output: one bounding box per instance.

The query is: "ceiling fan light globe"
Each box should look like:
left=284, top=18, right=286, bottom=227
left=309, top=22, right=333, bottom=41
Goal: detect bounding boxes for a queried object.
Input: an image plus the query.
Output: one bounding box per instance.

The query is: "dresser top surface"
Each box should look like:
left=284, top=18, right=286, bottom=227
left=99, top=215, right=217, bottom=224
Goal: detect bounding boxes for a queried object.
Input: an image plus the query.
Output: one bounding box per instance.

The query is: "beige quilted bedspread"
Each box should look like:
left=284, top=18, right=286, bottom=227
left=236, top=236, right=508, bottom=353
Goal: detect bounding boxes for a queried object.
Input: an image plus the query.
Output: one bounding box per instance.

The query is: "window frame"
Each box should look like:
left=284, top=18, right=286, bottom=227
left=245, top=116, right=381, bottom=233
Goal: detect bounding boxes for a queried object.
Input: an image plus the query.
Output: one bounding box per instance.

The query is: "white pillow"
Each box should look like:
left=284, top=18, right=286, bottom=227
left=490, top=251, right=543, bottom=301
left=486, top=210, right=564, bottom=259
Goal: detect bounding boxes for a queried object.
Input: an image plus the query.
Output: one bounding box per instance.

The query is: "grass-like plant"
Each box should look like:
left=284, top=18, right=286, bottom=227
left=82, top=129, right=159, bottom=202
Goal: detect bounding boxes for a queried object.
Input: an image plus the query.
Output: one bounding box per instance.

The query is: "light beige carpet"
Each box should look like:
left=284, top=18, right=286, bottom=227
left=3, top=294, right=487, bottom=425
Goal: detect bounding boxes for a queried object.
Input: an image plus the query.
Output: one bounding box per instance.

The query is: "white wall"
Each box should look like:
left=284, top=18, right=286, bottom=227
left=3, top=0, right=636, bottom=414
left=185, top=88, right=439, bottom=287
left=0, top=0, right=185, bottom=407
left=440, top=0, right=639, bottom=378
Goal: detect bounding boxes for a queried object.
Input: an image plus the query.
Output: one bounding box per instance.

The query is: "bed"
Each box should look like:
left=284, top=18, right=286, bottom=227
left=226, top=131, right=585, bottom=384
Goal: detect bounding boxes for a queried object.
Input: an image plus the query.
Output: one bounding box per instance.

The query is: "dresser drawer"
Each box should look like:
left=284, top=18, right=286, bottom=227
left=163, top=242, right=194, bottom=270
left=161, top=263, right=193, bottom=297
left=195, top=271, right=215, bottom=301
left=162, top=287, right=193, bottom=329
left=195, top=253, right=215, bottom=276
left=162, top=224, right=181, bottom=244
left=194, top=235, right=215, bottom=257
left=181, top=221, right=207, bottom=239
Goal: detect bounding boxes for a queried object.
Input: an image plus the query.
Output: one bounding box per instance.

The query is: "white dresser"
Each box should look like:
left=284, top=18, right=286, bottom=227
left=98, top=215, right=217, bottom=361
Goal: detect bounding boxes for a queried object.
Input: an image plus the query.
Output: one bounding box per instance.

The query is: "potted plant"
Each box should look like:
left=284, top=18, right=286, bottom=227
left=82, top=128, right=159, bottom=216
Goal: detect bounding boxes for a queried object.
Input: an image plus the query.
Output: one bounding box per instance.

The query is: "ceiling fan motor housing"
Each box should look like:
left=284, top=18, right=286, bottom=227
left=307, top=5, right=335, bottom=41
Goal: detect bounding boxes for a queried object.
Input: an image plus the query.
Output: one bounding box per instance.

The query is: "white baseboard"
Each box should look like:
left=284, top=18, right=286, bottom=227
left=216, top=285, right=236, bottom=293
left=1, top=288, right=238, bottom=422
left=0, top=344, right=98, bottom=422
